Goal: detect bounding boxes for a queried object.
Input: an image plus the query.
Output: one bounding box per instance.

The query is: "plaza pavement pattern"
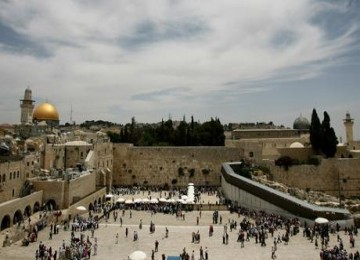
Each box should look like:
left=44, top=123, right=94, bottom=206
left=0, top=194, right=359, bottom=259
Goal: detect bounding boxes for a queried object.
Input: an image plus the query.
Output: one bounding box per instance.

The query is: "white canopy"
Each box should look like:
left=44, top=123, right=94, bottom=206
left=116, top=198, right=125, bottom=203
left=142, top=198, right=150, bottom=203
left=159, top=198, right=167, bottom=202
left=150, top=198, right=158, bottom=204
left=76, top=206, right=87, bottom=211
left=125, top=199, right=133, bottom=204
left=129, top=250, right=147, bottom=260
left=134, top=198, right=142, bottom=203
left=315, top=217, right=329, bottom=224
left=105, top=194, right=114, bottom=198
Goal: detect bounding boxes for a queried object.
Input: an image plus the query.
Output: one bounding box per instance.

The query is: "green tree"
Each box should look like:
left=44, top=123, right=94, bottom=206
left=310, top=108, right=322, bottom=153
left=321, top=111, right=338, bottom=158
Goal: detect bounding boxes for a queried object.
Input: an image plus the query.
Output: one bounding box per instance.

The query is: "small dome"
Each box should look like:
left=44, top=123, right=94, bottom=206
left=290, top=142, right=305, bottom=148
left=293, top=115, right=310, bottom=130
left=33, top=102, right=59, bottom=121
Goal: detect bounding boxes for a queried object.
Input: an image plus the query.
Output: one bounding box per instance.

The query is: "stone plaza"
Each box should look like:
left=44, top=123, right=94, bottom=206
left=1, top=193, right=359, bottom=260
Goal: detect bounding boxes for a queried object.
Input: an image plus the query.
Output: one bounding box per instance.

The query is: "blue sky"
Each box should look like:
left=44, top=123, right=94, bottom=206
left=0, top=0, right=359, bottom=140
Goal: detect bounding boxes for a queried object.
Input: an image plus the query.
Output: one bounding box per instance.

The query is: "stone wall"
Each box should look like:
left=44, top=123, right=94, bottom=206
left=32, top=179, right=66, bottom=209
left=31, top=171, right=96, bottom=209
left=268, top=158, right=360, bottom=198
left=68, top=172, right=96, bottom=206
left=113, top=145, right=244, bottom=187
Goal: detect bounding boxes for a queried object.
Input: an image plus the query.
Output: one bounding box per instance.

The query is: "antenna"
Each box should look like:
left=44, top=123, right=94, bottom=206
left=70, top=104, right=73, bottom=124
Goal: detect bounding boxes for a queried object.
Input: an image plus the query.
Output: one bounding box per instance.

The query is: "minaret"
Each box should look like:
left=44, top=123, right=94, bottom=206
left=20, top=87, right=35, bottom=125
left=343, top=112, right=354, bottom=145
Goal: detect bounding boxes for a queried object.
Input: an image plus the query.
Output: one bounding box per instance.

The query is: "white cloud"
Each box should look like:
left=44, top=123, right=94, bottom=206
left=0, top=0, right=358, bottom=132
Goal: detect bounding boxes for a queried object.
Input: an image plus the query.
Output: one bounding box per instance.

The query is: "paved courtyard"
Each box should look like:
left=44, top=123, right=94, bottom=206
left=0, top=193, right=359, bottom=259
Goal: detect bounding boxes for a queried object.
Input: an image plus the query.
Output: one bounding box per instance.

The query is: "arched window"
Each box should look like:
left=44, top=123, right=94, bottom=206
left=2, top=174, right=5, bottom=182
left=9, top=172, right=12, bottom=180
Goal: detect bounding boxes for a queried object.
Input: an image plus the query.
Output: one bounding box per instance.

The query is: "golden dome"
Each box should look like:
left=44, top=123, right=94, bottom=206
left=33, top=102, right=59, bottom=121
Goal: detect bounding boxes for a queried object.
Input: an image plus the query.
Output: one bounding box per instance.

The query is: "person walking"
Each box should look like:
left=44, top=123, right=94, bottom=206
left=115, top=233, right=119, bottom=244
left=93, top=243, right=97, bottom=256
left=205, top=247, right=208, bottom=260
left=200, top=246, right=204, bottom=260
left=155, top=240, right=159, bottom=252
left=125, top=227, right=128, bottom=238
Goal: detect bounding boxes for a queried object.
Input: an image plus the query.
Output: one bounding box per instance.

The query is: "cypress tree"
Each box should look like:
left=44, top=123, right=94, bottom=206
left=321, top=111, right=338, bottom=158
left=310, top=108, right=322, bottom=153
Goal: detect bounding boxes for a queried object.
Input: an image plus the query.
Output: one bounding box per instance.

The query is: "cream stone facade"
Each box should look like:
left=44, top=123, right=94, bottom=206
left=0, top=157, right=23, bottom=204
left=31, top=169, right=97, bottom=209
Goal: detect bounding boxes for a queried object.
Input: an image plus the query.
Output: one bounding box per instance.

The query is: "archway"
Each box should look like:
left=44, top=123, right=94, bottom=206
left=33, top=202, right=40, bottom=213
left=1, top=215, right=11, bottom=231
left=13, top=210, right=23, bottom=225
left=45, top=199, right=57, bottom=211
left=24, top=205, right=32, bottom=217
left=98, top=198, right=101, bottom=205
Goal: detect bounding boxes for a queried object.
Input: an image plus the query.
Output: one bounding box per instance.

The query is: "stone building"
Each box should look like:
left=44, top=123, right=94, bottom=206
left=225, top=115, right=310, bottom=161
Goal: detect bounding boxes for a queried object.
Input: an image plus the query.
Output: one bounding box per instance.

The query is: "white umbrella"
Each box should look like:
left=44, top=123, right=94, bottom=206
left=159, top=198, right=167, bottom=202
left=188, top=183, right=194, bottom=186
left=116, top=198, right=125, bottom=203
left=129, top=250, right=147, bottom=260
left=315, top=217, right=329, bottom=224
left=142, top=198, right=150, bottom=203
left=105, top=194, right=114, bottom=198
left=125, top=199, right=133, bottom=204
left=76, top=206, right=87, bottom=211
left=134, top=198, right=142, bottom=203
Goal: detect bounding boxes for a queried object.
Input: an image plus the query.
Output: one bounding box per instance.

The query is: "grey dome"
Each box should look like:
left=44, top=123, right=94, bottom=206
left=293, top=115, right=310, bottom=130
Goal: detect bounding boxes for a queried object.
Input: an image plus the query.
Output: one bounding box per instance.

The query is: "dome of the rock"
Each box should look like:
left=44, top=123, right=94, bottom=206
left=33, top=102, right=59, bottom=121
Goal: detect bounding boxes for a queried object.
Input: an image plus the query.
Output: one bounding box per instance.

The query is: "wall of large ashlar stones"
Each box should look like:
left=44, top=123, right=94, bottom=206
left=268, top=158, right=360, bottom=198
left=113, top=144, right=244, bottom=187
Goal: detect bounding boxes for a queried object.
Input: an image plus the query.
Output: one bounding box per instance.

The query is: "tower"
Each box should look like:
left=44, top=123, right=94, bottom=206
left=343, top=112, right=354, bottom=145
left=20, top=87, right=35, bottom=125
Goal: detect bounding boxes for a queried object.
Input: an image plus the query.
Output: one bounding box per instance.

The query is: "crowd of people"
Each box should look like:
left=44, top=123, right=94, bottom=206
left=7, top=185, right=358, bottom=259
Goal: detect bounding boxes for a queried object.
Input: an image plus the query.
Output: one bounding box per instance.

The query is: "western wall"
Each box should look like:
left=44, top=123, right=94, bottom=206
left=112, top=144, right=244, bottom=187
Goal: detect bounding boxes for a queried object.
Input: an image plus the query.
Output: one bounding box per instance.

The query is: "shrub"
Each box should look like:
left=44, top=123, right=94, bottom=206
left=275, top=156, right=294, bottom=171
left=189, top=168, right=195, bottom=177
left=178, top=167, right=184, bottom=176
left=202, top=168, right=210, bottom=175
